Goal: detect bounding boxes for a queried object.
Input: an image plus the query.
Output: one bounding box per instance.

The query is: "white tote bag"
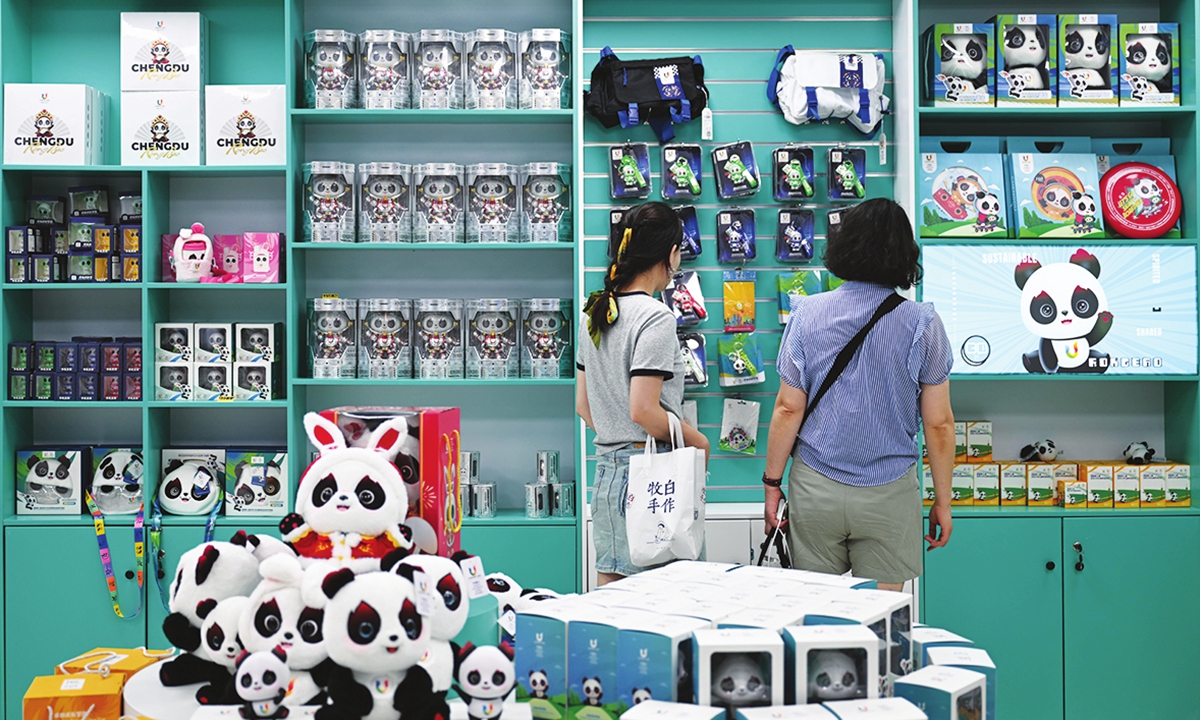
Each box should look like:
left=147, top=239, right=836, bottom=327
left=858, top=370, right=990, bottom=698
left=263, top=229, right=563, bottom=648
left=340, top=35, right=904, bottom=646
left=626, top=413, right=706, bottom=566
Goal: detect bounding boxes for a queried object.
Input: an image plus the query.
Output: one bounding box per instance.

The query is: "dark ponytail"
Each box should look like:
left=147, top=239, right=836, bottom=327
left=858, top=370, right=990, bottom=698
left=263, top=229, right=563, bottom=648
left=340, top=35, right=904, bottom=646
left=585, top=202, right=683, bottom=343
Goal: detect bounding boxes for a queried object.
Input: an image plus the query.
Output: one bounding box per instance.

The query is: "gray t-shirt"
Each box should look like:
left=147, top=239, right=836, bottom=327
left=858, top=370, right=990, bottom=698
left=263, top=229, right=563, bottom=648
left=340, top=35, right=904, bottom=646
left=578, top=292, right=685, bottom=454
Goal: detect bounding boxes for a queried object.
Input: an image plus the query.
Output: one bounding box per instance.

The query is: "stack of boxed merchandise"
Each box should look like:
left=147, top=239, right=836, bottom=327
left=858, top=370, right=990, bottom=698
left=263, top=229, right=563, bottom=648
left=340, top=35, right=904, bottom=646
left=513, top=562, right=995, bottom=720
left=3, top=83, right=107, bottom=166
left=120, top=12, right=207, bottom=166
left=9, top=339, right=141, bottom=402
left=154, top=322, right=281, bottom=402
left=6, top=189, right=141, bottom=284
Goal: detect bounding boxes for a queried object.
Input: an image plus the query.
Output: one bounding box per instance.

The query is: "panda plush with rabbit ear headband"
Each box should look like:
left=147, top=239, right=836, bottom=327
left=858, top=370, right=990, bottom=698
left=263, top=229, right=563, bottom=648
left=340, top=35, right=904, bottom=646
left=159, top=531, right=263, bottom=689
left=280, top=412, right=416, bottom=572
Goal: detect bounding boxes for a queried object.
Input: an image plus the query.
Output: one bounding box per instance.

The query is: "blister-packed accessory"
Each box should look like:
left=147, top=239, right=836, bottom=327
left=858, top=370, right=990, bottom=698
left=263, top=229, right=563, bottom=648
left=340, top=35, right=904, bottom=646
left=662, top=144, right=703, bottom=200
left=828, top=147, right=867, bottom=201
left=718, top=332, right=765, bottom=387
left=723, top=269, right=756, bottom=331
left=663, top=270, right=707, bottom=327
left=712, top=141, right=760, bottom=199
left=776, top=209, right=815, bottom=262
left=610, top=143, right=651, bottom=199
left=717, top=208, right=756, bottom=263
left=767, top=48, right=891, bottom=136
left=676, top=205, right=702, bottom=260
left=773, top=145, right=815, bottom=201
left=679, top=332, right=707, bottom=387
left=777, top=270, right=825, bottom=324
left=720, top=398, right=760, bottom=454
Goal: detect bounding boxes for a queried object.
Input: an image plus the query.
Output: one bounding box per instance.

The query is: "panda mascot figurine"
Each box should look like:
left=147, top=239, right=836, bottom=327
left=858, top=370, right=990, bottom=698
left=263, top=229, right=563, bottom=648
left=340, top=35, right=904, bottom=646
left=280, top=412, right=415, bottom=571
left=196, top=596, right=251, bottom=703
left=1015, top=249, right=1113, bottom=374
left=234, top=647, right=291, bottom=719
left=1123, top=441, right=1155, bottom=465
left=159, top=532, right=264, bottom=688
left=1019, top=439, right=1059, bottom=463
left=454, top=643, right=516, bottom=720
left=238, top=553, right=337, bottom=707
left=305, top=564, right=438, bottom=720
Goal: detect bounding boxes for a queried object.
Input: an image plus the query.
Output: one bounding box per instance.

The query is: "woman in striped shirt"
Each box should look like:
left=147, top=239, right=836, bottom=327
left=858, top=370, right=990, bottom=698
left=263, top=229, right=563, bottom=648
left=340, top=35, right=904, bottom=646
left=762, top=199, right=955, bottom=591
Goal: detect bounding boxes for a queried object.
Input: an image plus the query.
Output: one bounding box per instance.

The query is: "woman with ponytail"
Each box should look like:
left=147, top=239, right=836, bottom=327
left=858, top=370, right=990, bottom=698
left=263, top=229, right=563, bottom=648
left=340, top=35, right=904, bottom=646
left=577, top=202, right=710, bottom=584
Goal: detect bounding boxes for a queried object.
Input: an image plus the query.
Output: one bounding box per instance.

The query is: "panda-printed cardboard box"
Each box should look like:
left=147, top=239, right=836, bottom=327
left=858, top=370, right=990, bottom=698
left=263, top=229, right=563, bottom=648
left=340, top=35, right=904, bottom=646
left=155, top=322, right=193, bottom=363
left=232, top=362, right=274, bottom=401
left=621, top=701, right=726, bottom=720
left=154, top=361, right=192, bottom=401
left=1000, top=463, right=1027, bottom=506
left=225, top=448, right=287, bottom=516
left=822, top=698, right=928, bottom=719
left=1007, top=136, right=1105, bottom=238
left=194, top=323, right=233, bottom=363
left=516, top=599, right=606, bottom=718
left=910, top=627, right=973, bottom=671
left=1166, top=464, right=1190, bottom=507
left=1093, top=137, right=1181, bottom=238
left=618, top=614, right=710, bottom=707
left=16, top=448, right=85, bottom=515
left=950, top=465, right=973, bottom=506
left=971, top=464, right=999, bottom=506
left=235, top=322, right=281, bottom=363
left=737, top=706, right=835, bottom=720
left=567, top=607, right=659, bottom=720
left=193, top=361, right=234, bottom=401
left=923, top=24, right=995, bottom=106
left=692, top=628, right=784, bottom=709
left=921, top=134, right=1008, bottom=236
left=990, top=15, right=1057, bottom=106
left=1027, top=464, right=1055, bottom=506
left=1079, top=462, right=1113, bottom=508
left=892, top=665, right=986, bottom=720
left=1058, top=15, right=1119, bottom=106
left=803, top=600, right=892, bottom=698
left=1139, top=463, right=1168, bottom=507
left=718, top=606, right=817, bottom=633
left=1114, top=464, right=1140, bottom=507
left=782, top=625, right=879, bottom=705
left=1119, top=23, right=1179, bottom=106
left=924, top=647, right=995, bottom=720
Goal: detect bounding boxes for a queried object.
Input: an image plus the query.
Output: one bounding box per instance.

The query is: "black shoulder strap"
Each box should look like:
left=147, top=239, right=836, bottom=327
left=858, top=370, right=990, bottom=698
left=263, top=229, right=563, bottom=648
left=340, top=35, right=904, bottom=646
left=802, top=293, right=905, bottom=428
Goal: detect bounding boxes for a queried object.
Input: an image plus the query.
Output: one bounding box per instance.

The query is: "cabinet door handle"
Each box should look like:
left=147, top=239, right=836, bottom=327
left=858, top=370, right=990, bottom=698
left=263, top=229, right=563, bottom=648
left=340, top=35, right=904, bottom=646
left=1046, top=561, right=1055, bottom=571
left=1075, top=561, right=1085, bottom=572
left=1072, top=541, right=1085, bottom=572
left=125, top=570, right=135, bottom=580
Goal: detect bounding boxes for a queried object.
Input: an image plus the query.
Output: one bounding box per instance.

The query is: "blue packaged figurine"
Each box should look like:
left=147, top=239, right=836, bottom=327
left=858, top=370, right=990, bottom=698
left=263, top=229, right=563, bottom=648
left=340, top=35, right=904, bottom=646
left=717, top=208, right=756, bottom=263
left=776, top=209, right=815, bottom=262
left=712, top=141, right=760, bottom=199
left=773, top=146, right=814, bottom=202
left=662, top=144, right=703, bottom=201
left=610, top=143, right=651, bottom=199
left=676, top=205, right=701, bottom=260
left=828, top=147, right=867, bottom=201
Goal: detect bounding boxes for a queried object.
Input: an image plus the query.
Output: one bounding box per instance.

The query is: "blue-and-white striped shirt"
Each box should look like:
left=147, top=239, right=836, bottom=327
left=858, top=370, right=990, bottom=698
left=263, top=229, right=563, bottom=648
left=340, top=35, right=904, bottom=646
left=777, top=280, right=953, bottom=487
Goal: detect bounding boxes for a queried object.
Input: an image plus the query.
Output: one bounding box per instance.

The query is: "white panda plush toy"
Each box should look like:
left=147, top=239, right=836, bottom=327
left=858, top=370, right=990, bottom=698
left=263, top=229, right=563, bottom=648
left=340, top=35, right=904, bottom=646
left=307, top=566, right=437, bottom=720
left=1123, top=441, right=1155, bottom=465
left=160, top=532, right=263, bottom=689
left=91, top=450, right=143, bottom=515
left=234, top=647, right=291, bottom=720
left=485, top=573, right=523, bottom=615
left=237, top=553, right=336, bottom=707
left=1064, top=26, right=1111, bottom=71
left=159, top=458, right=221, bottom=516
left=196, top=596, right=250, bottom=704
left=938, top=34, right=987, bottom=87
left=1002, top=24, right=1048, bottom=69
left=806, top=649, right=865, bottom=703
left=1125, top=34, right=1172, bottom=93
left=1019, top=439, right=1060, bottom=463
left=454, top=643, right=516, bottom=720
left=281, top=412, right=415, bottom=571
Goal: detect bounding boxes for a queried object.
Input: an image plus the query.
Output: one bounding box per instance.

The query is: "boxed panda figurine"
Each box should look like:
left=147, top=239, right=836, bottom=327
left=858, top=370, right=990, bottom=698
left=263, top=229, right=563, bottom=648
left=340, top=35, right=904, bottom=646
left=154, top=362, right=192, bottom=401
left=16, top=448, right=85, bottom=514
left=359, top=162, right=412, bottom=243
left=919, top=137, right=1008, bottom=238
left=467, top=298, right=519, bottom=378
left=1058, top=15, right=1118, bottom=106
left=618, top=614, right=710, bottom=705
left=852, top=589, right=915, bottom=684
left=1119, top=24, right=1179, bottom=105
left=225, top=448, right=287, bottom=515
left=358, top=299, right=412, bottom=378
left=205, top=85, right=286, bottom=166
left=309, top=298, right=356, bottom=378
left=892, top=666, right=985, bottom=720
left=515, top=599, right=601, bottom=717
left=194, top=323, right=232, bottom=363
left=804, top=600, right=892, bottom=697
left=782, top=625, right=879, bottom=705
left=121, top=12, right=207, bottom=91
left=521, top=298, right=571, bottom=378
left=4, top=83, right=105, bottom=166
left=522, top=162, right=571, bottom=243
left=1007, top=136, right=1104, bottom=238
left=305, top=30, right=357, bottom=109
left=923, top=647, right=995, bottom=720
left=414, top=163, right=465, bottom=243
left=465, top=29, right=518, bottom=110
left=520, top=29, right=571, bottom=109
left=155, top=322, right=193, bottom=363
left=923, top=24, right=995, bottom=106
left=193, top=362, right=233, bottom=401
left=737, top=707, right=835, bottom=720
left=692, top=628, right=784, bottom=709
left=304, top=162, right=355, bottom=243
left=467, top=163, right=519, bottom=243
left=415, top=298, right=464, bottom=378
left=566, top=607, right=659, bottom=720
left=121, top=90, right=203, bottom=166
left=233, top=362, right=274, bottom=400
left=415, top=30, right=464, bottom=109
left=159, top=448, right=223, bottom=515
left=235, top=322, right=280, bottom=364
left=85, top=450, right=142, bottom=513
left=991, top=15, right=1057, bottom=106
left=359, top=30, right=410, bottom=110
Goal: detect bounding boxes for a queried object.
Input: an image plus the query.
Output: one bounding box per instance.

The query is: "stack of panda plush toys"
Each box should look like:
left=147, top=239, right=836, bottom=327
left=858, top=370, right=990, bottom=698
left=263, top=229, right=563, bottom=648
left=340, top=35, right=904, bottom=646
left=153, top=411, right=551, bottom=720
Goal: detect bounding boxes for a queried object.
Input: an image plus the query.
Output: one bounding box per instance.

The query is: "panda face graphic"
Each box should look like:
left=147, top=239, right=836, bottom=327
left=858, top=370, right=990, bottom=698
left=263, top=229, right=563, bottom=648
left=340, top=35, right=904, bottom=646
left=1064, top=26, right=1110, bottom=70
left=975, top=193, right=1001, bottom=215
left=25, top=455, right=74, bottom=504
left=527, top=312, right=562, bottom=334
left=421, top=312, right=456, bottom=333
left=313, top=43, right=346, bottom=69
left=1133, top=178, right=1162, bottom=202
left=312, top=175, right=346, bottom=199
left=1039, top=182, right=1076, bottom=220
left=1126, top=34, right=1171, bottom=82
left=632, top=688, right=652, bottom=705
left=528, top=42, right=560, bottom=67
left=367, top=43, right=402, bottom=70
left=582, top=677, right=603, bottom=705
left=423, top=43, right=456, bottom=70
left=527, top=176, right=563, bottom=199
left=474, top=176, right=512, bottom=200
left=528, top=670, right=549, bottom=698
left=1003, top=25, right=1048, bottom=67
left=939, top=34, right=986, bottom=79
left=368, top=178, right=402, bottom=200
left=1072, top=192, right=1097, bottom=219
left=473, top=311, right=511, bottom=334
left=162, top=366, right=188, bottom=388
left=472, top=43, right=510, bottom=70
left=314, top=311, right=350, bottom=333
left=1017, top=253, right=1107, bottom=341
left=151, top=118, right=170, bottom=141
left=422, top=176, right=459, bottom=200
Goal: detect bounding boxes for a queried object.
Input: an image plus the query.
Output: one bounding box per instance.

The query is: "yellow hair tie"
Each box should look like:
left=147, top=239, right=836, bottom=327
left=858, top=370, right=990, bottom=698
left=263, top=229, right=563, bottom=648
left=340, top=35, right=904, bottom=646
left=617, top=228, right=632, bottom=260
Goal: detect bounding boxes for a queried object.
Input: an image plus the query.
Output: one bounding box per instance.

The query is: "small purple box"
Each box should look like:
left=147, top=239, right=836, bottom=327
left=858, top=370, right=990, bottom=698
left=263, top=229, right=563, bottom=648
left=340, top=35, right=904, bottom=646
left=78, top=342, right=100, bottom=373
left=55, top=342, right=78, bottom=373
left=77, top=373, right=98, bottom=401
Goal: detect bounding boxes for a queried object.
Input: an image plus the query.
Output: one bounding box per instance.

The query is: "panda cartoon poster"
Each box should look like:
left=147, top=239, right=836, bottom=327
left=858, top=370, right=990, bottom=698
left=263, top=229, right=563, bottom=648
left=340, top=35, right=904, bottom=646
left=922, top=244, right=1197, bottom=375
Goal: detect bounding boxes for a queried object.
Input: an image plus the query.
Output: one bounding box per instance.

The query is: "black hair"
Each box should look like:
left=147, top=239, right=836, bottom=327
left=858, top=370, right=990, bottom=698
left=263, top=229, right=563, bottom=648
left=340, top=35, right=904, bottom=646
left=822, top=199, right=921, bottom=290
left=588, top=202, right=683, bottom=336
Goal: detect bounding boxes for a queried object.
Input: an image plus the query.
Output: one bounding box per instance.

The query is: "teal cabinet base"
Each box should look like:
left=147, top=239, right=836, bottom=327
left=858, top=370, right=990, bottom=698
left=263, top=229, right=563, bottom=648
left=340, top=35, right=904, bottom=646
left=461, top=525, right=578, bottom=594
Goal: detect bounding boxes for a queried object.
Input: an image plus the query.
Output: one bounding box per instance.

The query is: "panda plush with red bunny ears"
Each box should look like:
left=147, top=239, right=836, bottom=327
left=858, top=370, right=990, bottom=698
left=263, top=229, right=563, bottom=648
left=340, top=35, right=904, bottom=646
left=281, top=412, right=415, bottom=572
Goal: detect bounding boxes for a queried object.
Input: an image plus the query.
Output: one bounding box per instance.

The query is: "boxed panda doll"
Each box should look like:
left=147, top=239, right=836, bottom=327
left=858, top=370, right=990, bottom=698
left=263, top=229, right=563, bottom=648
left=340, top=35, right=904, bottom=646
left=923, top=24, right=995, bottom=106
left=620, top=614, right=711, bottom=706
left=224, top=448, right=287, bottom=515
left=692, top=628, right=784, bottom=709
left=990, top=15, right=1057, bottom=106
left=16, top=448, right=86, bottom=514
left=893, top=666, right=986, bottom=720
left=1006, top=136, right=1104, bottom=238
left=515, top=599, right=597, bottom=717
left=566, top=607, right=659, bottom=720
left=159, top=448, right=224, bottom=516
left=1059, top=15, right=1119, bottom=106
left=1119, top=23, right=1180, bottom=105
left=782, top=625, right=879, bottom=705
left=919, top=136, right=1008, bottom=238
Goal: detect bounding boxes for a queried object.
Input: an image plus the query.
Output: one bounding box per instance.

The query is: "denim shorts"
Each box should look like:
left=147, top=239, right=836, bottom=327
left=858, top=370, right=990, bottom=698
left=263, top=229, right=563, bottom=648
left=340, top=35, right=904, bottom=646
left=592, top=444, right=704, bottom=577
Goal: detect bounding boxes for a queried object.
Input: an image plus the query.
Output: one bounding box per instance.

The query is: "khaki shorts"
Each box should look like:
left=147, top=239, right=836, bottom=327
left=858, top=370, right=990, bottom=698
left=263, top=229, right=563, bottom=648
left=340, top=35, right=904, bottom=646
left=786, top=458, right=923, bottom=585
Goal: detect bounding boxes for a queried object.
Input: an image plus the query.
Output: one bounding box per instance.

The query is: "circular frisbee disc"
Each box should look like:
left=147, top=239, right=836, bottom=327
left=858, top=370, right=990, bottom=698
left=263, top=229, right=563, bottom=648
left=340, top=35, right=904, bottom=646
left=1099, top=162, right=1181, bottom=239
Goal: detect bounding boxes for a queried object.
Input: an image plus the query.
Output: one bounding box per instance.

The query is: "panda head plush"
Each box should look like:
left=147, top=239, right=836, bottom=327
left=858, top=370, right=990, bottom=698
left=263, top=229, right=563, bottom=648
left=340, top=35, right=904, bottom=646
left=240, top=553, right=328, bottom=673
left=392, top=553, right=469, bottom=642
left=169, top=532, right=263, bottom=629
left=939, top=34, right=986, bottom=83
left=1123, top=441, right=1155, bottom=465
left=1019, top=439, right=1060, bottom=463
left=1015, top=250, right=1107, bottom=342
left=159, top=458, right=220, bottom=515
left=201, top=596, right=251, bottom=668
left=92, top=450, right=143, bottom=515
left=24, top=454, right=76, bottom=505
left=1002, top=24, right=1047, bottom=68
left=1125, top=34, right=1171, bottom=84
left=485, top=573, right=523, bottom=614
left=631, top=688, right=652, bottom=705
left=1064, top=25, right=1110, bottom=71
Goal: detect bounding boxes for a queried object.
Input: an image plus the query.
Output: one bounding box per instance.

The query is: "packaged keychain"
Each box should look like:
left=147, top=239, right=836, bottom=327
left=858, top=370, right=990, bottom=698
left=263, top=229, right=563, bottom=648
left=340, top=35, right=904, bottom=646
left=723, top=269, right=756, bottom=332
left=676, top=205, right=702, bottom=260
left=718, top=333, right=765, bottom=386
left=773, top=145, right=815, bottom=202
left=663, top=270, right=707, bottom=327
left=610, top=143, right=651, bottom=199
left=827, top=206, right=851, bottom=235
left=609, top=207, right=630, bottom=255
left=717, top=208, right=756, bottom=263
left=776, top=209, right=815, bottom=262
left=828, top=146, right=866, bottom=201
left=679, top=331, right=707, bottom=387
left=662, top=144, right=703, bottom=201
left=777, top=270, right=826, bottom=324
left=720, top=398, right=761, bottom=454
left=681, top=399, right=699, bottom=429
left=712, top=141, right=760, bottom=199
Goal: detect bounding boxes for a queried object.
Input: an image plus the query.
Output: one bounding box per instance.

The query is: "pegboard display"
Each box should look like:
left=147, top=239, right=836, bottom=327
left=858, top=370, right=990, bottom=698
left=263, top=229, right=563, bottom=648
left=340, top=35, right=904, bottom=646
left=582, top=1, right=900, bottom=502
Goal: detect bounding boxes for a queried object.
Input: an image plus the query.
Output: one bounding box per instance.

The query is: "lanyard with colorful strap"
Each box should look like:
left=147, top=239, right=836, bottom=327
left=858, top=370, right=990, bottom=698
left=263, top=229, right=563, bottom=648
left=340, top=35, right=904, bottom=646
left=85, top=491, right=145, bottom=619
left=148, top=498, right=170, bottom=613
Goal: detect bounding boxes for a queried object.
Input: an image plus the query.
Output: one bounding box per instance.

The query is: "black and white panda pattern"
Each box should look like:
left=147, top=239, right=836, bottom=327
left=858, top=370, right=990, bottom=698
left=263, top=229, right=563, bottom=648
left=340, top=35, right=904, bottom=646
left=936, top=74, right=975, bottom=102
left=394, top=552, right=469, bottom=700
left=1015, top=250, right=1113, bottom=374
left=632, top=688, right=653, bottom=705
left=974, top=193, right=1002, bottom=232
left=1019, top=439, right=1059, bottom=463
left=24, top=454, right=75, bottom=506
left=1071, top=192, right=1099, bottom=234
left=582, top=677, right=603, bottom=706
left=1123, top=441, right=1155, bottom=465
left=234, top=647, right=291, bottom=719
left=527, top=671, right=549, bottom=699
left=195, top=596, right=251, bottom=703
left=454, top=643, right=515, bottom=720
left=159, top=459, right=220, bottom=515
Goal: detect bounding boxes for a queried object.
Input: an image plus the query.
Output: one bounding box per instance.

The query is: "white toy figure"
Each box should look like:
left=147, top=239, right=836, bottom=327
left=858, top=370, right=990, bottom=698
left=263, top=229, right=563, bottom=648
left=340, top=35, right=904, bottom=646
left=196, top=596, right=251, bottom=704
left=1020, top=439, right=1060, bottom=463
left=527, top=670, right=549, bottom=699
left=807, top=650, right=865, bottom=703
left=1125, top=34, right=1172, bottom=92
left=485, top=573, right=523, bottom=615
left=174, top=223, right=213, bottom=283
left=454, top=643, right=516, bottom=720
left=159, top=458, right=220, bottom=515
left=311, top=42, right=351, bottom=93
left=91, top=451, right=143, bottom=515
left=1123, top=441, right=1155, bottom=465
left=710, top=655, right=771, bottom=708
left=1002, top=25, right=1047, bottom=68
left=939, top=34, right=986, bottom=86
left=280, top=412, right=415, bottom=571
left=306, top=567, right=435, bottom=720
left=1064, top=26, right=1110, bottom=71
left=235, top=647, right=291, bottom=719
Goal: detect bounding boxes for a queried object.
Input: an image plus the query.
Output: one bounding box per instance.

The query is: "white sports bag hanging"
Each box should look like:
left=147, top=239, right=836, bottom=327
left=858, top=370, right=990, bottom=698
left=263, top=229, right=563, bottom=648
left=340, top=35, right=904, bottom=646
left=767, top=47, right=891, bottom=137
left=626, top=413, right=706, bottom=567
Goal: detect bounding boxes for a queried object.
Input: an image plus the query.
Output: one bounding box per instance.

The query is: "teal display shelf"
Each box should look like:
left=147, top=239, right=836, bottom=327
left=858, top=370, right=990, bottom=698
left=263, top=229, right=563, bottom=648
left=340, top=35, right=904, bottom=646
left=144, top=282, right=287, bottom=291
left=463, top=509, right=577, bottom=527
left=925, top=505, right=1200, bottom=518
left=293, top=378, right=574, bottom=387
left=0, top=514, right=282, bottom=528
left=2, top=401, right=140, bottom=408
left=918, top=104, right=1197, bottom=121
left=143, top=400, right=289, bottom=408
left=292, top=242, right=573, bottom=251
left=0, top=165, right=130, bottom=173
left=949, top=374, right=1200, bottom=382
left=1, top=283, right=142, bottom=290
left=143, top=166, right=288, bottom=177
left=289, top=109, right=573, bottom=125
left=919, top=237, right=1200, bottom=246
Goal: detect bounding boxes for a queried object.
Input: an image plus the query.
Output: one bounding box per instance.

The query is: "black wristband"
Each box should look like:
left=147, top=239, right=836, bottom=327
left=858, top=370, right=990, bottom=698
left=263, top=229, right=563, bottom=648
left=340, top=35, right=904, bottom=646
left=762, top=474, right=783, bottom=488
